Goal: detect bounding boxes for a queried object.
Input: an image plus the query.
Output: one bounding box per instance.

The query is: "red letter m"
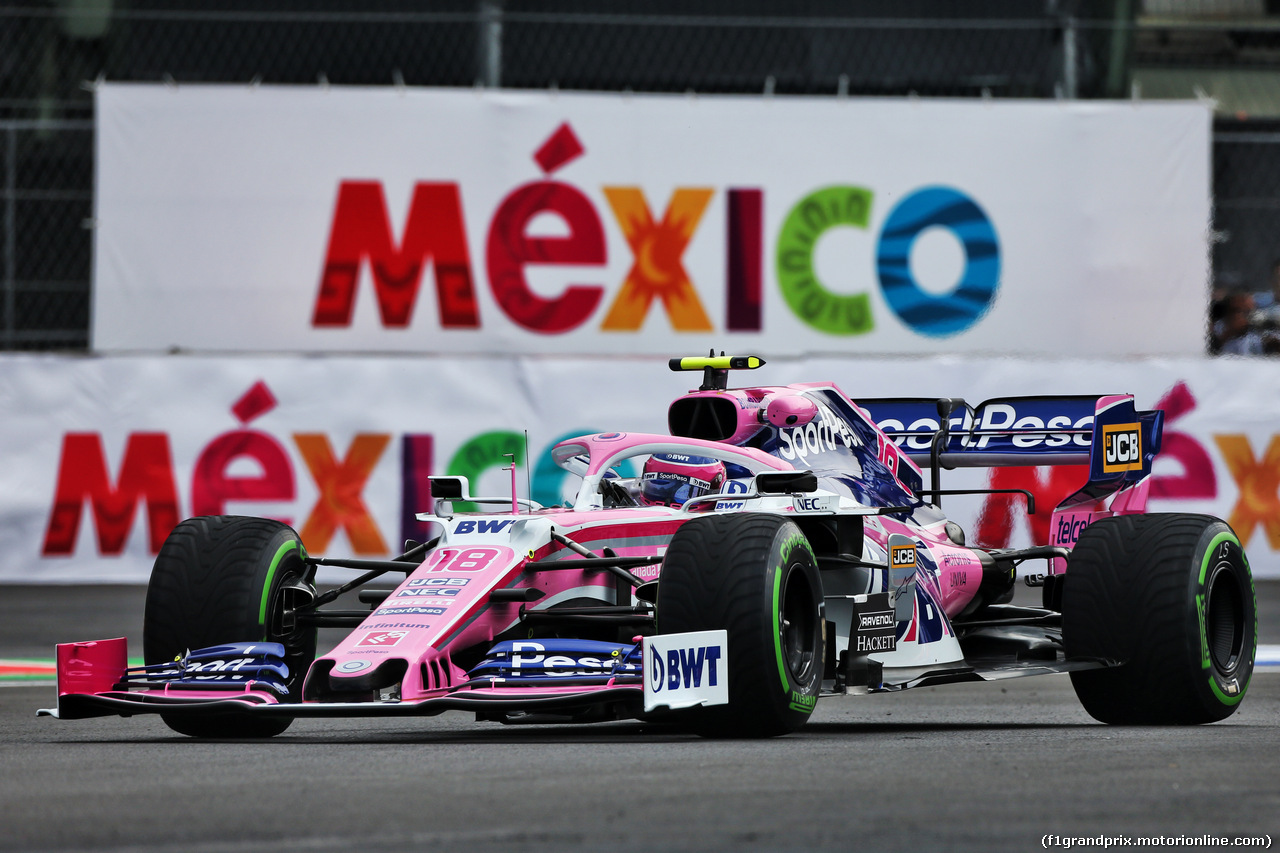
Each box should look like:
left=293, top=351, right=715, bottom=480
left=42, top=433, right=181, bottom=556
left=312, top=181, right=480, bottom=328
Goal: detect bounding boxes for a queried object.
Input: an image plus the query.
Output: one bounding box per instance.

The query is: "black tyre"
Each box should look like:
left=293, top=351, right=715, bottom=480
left=1063, top=513, right=1255, bottom=725
left=656, top=514, right=824, bottom=737
left=144, top=516, right=316, bottom=738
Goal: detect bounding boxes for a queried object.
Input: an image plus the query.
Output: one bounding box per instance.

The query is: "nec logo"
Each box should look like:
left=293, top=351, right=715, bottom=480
left=397, top=587, right=461, bottom=598
left=1102, top=423, right=1142, bottom=472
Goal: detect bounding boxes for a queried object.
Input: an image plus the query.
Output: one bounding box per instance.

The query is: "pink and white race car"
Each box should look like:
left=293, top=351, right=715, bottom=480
left=40, top=355, right=1257, bottom=737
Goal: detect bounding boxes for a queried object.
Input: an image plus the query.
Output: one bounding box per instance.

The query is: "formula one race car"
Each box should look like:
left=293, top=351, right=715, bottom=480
left=40, top=355, right=1257, bottom=737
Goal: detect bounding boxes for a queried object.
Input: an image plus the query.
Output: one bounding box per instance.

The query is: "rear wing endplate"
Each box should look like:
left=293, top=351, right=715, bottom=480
left=859, top=395, right=1163, bottom=501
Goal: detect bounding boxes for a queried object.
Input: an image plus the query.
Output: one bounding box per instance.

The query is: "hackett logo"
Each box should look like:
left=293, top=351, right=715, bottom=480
left=311, top=122, right=1001, bottom=339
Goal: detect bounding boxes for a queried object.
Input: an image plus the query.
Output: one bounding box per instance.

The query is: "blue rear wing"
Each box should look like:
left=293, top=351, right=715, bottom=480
left=859, top=395, right=1163, bottom=494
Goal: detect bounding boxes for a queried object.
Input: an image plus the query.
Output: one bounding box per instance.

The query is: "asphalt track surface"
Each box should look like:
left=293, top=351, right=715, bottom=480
left=2, top=584, right=1278, bottom=853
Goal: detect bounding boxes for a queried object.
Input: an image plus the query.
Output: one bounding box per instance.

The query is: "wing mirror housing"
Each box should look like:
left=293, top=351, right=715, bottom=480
left=754, top=470, right=819, bottom=494
left=762, top=395, right=818, bottom=428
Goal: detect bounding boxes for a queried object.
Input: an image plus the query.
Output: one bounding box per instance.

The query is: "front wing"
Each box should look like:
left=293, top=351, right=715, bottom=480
left=37, top=631, right=732, bottom=724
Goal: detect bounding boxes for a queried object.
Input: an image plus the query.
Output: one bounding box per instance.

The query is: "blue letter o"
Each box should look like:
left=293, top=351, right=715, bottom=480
left=875, top=187, right=1000, bottom=337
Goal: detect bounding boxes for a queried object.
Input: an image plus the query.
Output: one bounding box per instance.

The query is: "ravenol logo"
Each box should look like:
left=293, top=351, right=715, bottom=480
left=1102, top=423, right=1142, bottom=473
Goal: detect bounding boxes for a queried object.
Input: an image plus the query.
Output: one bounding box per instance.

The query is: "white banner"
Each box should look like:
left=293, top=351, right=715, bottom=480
left=2, top=353, right=1279, bottom=583
left=93, top=85, right=1210, bottom=357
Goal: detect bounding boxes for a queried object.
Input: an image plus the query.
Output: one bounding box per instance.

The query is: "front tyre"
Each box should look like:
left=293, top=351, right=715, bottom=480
left=656, top=514, right=824, bottom=737
left=1063, top=513, right=1255, bottom=725
left=144, top=516, right=316, bottom=738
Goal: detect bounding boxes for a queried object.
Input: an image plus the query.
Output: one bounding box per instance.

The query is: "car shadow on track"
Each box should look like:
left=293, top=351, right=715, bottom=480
left=36, top=718, right=1113, bottom=747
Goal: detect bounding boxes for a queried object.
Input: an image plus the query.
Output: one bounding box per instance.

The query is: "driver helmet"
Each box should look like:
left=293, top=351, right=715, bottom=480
left=639, top=453, right=726, bottom=507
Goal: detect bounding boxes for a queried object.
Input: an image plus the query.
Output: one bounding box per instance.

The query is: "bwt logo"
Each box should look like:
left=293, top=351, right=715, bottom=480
left=313, top=122, right=1001, bottom=340
left=453, top=519, right=515, bottom=535
left=1102, top=423, right=1142, bottom=473
left=649, top=643, right=723, bottom=692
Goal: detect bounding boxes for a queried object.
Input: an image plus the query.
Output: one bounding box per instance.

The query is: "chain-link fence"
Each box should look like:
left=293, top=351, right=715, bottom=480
left=2, top=0, right=1279, bottom=350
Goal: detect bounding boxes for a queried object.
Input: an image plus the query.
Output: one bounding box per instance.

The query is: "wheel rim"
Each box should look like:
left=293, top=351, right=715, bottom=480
left=267, top=570, right=315, bottom=691
left=779, top=564, right=819, bottom=682
left=1205, top=562, right=1245, bottom=674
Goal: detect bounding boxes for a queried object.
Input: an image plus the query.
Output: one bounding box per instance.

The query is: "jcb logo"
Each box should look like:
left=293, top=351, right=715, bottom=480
left=890, top=545, right=916, bottom=571
left=1102, top=423, right=1142, bottom=473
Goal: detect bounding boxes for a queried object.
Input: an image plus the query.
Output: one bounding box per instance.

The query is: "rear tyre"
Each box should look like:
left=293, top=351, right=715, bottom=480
left=144, top=516, right=316, bottom=738
left=1063, top=513, right=1255, bottom=725
left=656, top=514, right=824, bottom=737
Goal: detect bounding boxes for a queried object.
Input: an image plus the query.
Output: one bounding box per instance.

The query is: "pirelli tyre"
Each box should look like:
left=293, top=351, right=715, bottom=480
left=143, top=516, right=316, bottom=738
left=656, top=513, right=824, bottom=737
left=1062, top=513, right=1255, bottom=725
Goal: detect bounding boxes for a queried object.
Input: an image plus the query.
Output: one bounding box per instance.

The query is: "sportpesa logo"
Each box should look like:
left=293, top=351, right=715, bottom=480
left=777, top=408, right=860, bottom=462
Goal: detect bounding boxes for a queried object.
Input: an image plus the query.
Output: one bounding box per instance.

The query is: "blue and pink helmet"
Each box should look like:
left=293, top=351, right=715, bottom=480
left=639, top=453, right=726, bottom=507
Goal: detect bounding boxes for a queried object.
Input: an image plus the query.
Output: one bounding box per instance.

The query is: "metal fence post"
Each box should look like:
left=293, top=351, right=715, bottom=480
left=479, top=0, right=503, bottom=88
left=4, top=125, right=14, bottom=349
left=1062, top=16, right=1078, bottom=100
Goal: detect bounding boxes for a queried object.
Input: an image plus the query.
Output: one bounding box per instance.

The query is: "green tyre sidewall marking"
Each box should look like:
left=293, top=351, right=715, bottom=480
left=1196, top=529, right=1254, bottom=707
left=771, top=529, right=820, bottom=715
left=776, top=185, right=875, bottom=336
left=258, top=538, right=303, bottom=635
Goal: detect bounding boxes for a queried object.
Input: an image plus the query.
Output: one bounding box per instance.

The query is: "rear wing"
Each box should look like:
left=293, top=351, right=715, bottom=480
left=858, top=395, right=1163, bottom=503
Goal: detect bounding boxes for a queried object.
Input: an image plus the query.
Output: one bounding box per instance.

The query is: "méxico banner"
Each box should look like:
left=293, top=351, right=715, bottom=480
left=93, top=85, right=1209, bottom=357
left=2, top=354, right=1279, bottom=583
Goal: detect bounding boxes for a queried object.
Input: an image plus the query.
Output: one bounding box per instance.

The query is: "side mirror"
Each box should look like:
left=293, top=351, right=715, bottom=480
left=763, top=395, right=818, bottom=428
left=427, top=476, right=469, bottom=500
left=755, top=470, right=819, bottom=494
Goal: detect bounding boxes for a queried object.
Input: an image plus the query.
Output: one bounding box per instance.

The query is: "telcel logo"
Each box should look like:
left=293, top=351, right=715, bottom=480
left=1102, top=423, right=1143, bottom=472
left=1053, top=515, right=1092, bottom=546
